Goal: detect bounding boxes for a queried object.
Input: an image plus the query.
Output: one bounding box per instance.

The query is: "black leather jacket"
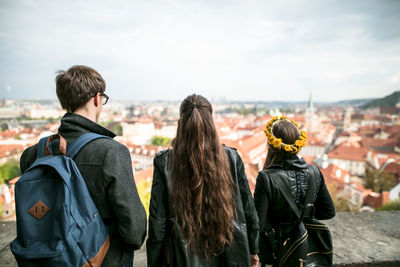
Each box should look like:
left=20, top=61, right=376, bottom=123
left=146, top=146, right=259, bottom=267
left=254, top=155, right=335, bottom=264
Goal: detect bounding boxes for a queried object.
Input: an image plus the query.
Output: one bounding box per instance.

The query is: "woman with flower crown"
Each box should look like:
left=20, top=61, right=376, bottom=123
left=254, top=116, right=335, bottom=267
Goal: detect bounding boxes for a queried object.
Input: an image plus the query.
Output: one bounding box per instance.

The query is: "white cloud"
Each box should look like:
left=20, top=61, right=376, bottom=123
left=389, top=73, right=400, bottom=85
left=0, top=0, right=399, bottom=101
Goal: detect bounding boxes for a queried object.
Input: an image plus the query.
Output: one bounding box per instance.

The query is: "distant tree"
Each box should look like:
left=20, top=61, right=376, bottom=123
left=1, top=123, right=8, bottom=131
left=365, top=168, right=397, bottom=193
left=377, top=200, right=400, bottom=211
left=112, top=124, right=123, bottom=136
left=98, top=120, right=112, bottom=128
left=236, top=107, right=254, bottom=115
left=151, top=136, right=171, bottom=146
left=327, top=183, right=355, bottom=212
left=220, top=107, right=255, bottom=115
left=280, top=108, right=296, bottom=113
left=98, top=120, right=123, bottom=136
left=362, top=90, right=400, bottom=109
left=0, top=160, right=20, bottom=184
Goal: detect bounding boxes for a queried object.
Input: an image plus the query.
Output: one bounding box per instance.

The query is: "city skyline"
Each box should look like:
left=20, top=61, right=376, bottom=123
left=1, top=0, right=400, bottom=102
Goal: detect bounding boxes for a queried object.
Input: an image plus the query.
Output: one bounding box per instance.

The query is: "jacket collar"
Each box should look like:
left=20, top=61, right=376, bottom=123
left=269, top=154, right=308, bottom=170
left=58, top=112, right=116, bottom=138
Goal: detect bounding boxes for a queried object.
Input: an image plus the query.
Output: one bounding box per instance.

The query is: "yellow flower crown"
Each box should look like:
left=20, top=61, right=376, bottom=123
left=264, top=116, right=307, bottom=154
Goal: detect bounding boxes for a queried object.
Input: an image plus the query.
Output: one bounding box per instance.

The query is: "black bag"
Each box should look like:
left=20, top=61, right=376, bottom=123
left=265, top=165, right=333, bottom=267
left=303, top=217, right=333, bottom=266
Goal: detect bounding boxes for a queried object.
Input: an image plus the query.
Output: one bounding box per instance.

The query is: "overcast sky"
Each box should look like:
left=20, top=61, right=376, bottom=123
left=0, top=0, right=399, bottom=102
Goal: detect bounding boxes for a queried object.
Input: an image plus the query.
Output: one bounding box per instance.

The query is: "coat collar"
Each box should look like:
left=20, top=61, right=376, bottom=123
left=269, top=154, right=308, bottom=170
left=58, top=112, right=116, bottom=138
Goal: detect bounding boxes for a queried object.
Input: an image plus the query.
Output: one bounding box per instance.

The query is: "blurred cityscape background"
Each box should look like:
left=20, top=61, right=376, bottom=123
left=0, top=90, right=399, bottom=220
left=1, top=0, right=400, bottom=221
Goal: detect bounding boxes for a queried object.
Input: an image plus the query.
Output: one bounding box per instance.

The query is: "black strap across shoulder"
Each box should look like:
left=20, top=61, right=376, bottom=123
left=265, top=165, right=316, bottom=231
left=269, top=165, right=315, bottom=221
left=263, top=165, right=316, bottom=257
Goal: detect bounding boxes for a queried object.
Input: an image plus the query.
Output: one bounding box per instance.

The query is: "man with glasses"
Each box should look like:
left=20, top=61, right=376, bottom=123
left=20, top=65, right=147, bottom=267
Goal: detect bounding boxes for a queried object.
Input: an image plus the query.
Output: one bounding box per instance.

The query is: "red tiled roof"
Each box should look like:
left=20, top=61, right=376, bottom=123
left=288, top=116, right=305, bottom=123
left=237, top=126, right=258, bottom=131
left=321, top=164, right=370, bottom=195
left=222, top=132, right=266, bottom=165
left=240, top=132, right=266, bottom=152
left=214, top=120, right=231, bottom=130
left=374, top=152, right=400, bottom=166
left=0, top=130, right=17, bottom=139
left=321, top=164, right=350, bottom=186
left=383, top=125, right=400, bottom=137
left=255, top=115, right=272, bottom=124
left=307, top=136, right=327, bottom=147
left=327, top=142, right=368, bottom=162
left=244, top=163, right=259, bottom=193
left=138, top=117, right=153, bottom=123
left=0, top=144, right=24, bottom=158
left=364, top=191, right=391, bottom=208
left=361, top=138, right=395, bottom=148
left=301, top=155, right=316, bottom=164
left=252, top=125, right=265, bottom=133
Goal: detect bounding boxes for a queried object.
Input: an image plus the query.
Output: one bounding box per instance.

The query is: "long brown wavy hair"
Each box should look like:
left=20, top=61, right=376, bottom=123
left=170, top=94, right=236, bottom=258
left=263, top=119, right=300, bottom=170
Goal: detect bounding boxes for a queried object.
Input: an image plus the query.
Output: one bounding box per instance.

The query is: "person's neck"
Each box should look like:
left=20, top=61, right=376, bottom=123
left=73, top=107, right=97, bottom=123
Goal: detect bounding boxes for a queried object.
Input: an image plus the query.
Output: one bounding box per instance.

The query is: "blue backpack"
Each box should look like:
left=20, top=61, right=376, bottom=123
left=11, top=133, right=111, bottom=267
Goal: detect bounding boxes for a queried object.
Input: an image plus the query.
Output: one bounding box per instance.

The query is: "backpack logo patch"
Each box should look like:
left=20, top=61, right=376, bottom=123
left=28, top=201, right=50, bottom=220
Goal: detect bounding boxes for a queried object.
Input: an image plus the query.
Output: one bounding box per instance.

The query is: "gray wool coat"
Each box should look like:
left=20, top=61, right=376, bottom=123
left=20, top=112, right=147, bottom=267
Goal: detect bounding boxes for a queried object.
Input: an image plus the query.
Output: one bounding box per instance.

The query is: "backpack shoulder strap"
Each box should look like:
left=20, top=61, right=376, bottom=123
left=66, top=133, right=112, bottom=158
left=269, top=169, right=302, bottom=220
left=270, top=166, right=317, bottom=221
left=305, top=165, right=316, bottom=205
left=37, top=136, right=50, bottom=158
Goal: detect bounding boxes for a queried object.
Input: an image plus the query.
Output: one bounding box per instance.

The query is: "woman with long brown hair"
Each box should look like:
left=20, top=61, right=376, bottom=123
left=254, top=116, right=335, bottom=266
left=146, top=94, right=259, bottom=267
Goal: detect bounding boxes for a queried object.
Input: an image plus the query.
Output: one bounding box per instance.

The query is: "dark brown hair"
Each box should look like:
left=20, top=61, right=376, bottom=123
left=170, top=94, right=236, bottom=258
left=263, top=119, right=300, bottom=169
left=56, top=65, right=105, bottom=112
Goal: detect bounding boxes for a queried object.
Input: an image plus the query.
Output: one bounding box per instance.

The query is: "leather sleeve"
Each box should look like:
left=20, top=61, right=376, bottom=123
left=235, top=152, right=260, bottom=255
left=254, top=172, right=270, bottom=234
left=146, top=154, right=169, bottom=267
left=313, top=166, right=336, bottom=220
left=103, top=143, right=147, bottom=249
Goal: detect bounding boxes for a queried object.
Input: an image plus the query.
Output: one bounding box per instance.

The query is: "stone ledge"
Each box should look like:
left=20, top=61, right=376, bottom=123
left=325, top=211, right=400, bottom=266
left=1, top=211, right=399, bottom=266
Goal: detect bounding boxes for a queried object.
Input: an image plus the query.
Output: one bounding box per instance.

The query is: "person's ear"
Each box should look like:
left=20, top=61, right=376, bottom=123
left=93, top=93, right=100, bottom=107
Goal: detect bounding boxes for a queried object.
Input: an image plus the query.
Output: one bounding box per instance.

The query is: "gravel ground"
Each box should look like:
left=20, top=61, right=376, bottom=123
left=325, top=211, right=400, bottom=266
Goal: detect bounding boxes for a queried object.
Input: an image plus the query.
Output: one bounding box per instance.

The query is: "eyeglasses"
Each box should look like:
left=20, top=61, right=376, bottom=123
left=93, top=92, right=109, bottom=105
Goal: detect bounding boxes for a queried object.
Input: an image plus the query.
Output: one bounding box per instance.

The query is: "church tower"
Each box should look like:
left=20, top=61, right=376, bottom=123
left=305, top=92, right=314, bottom=131
left=343, top=107, right=352, bottom=131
